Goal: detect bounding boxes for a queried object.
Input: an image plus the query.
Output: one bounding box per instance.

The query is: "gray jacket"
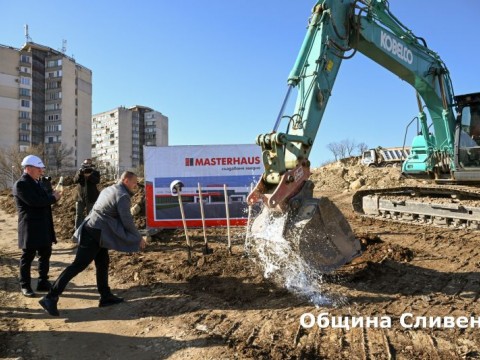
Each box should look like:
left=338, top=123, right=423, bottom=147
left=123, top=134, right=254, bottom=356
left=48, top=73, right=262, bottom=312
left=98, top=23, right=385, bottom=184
left=74, top=181, right=142, bottom=252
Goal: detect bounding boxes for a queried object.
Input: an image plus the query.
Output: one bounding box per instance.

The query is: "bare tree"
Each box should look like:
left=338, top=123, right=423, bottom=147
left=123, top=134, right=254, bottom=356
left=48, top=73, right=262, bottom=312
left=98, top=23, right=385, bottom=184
left=341, top=138, right=356, bottom=157
left=0, top=144, right=45, bottom=189
left=357, top=142, right=369, bottom=154
left=326, top=142, right=342, bottom=161
left=326, top=138, right=368, bottom=161
left=47, top=143, right=75, bottom=175
left=0, top=149, right=16, bottom=189
left=0, top=144, right=74, bottom=189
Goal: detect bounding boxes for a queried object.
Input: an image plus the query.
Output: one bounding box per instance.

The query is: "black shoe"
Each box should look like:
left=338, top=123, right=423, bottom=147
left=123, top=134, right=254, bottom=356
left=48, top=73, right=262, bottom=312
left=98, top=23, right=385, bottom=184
left=21, top=286, right=35, bottom=297
left=39, top=296, right=59, bottom=316
left=99, top=293, right=124, bottom=307
left=36, top=280, right=52, bottom=292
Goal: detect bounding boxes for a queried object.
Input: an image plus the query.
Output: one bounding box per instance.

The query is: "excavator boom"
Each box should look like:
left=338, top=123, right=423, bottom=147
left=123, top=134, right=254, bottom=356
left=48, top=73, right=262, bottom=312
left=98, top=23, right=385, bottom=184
left=247, top=0, right=364, bottom=272
left=248, top=0, right=479, bottom=272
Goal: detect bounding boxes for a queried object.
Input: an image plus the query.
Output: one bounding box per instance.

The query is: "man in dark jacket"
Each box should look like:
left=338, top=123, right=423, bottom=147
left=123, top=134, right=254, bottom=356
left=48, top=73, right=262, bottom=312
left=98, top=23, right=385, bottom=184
left=73, top=158, right=100, bottom=230
left=39, top=171, right=147, bottom=316
left=13, top=155, right=62, bottom=297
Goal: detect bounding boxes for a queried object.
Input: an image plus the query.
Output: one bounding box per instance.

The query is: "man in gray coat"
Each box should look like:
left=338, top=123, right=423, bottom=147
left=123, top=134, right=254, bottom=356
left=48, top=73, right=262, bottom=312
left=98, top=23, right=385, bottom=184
left=39, top=171, right=147, bottom=316
left=14, top=155, right=62, bottom=297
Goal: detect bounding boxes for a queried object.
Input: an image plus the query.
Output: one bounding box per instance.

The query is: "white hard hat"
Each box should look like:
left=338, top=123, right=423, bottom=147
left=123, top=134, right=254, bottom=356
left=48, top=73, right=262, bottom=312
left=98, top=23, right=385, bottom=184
left=170, top=180, right=184, bottom=196
left=21, top=155, right=45, bottom=168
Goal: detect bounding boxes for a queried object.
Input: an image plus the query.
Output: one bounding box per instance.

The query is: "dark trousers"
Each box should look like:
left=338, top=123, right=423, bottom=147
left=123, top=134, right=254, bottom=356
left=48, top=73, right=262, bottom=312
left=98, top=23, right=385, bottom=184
left=49, top=227, right=110, bottom=298
left=75, top=201, right=94, bottom=229
left=20, top=246, right=52, bottom=287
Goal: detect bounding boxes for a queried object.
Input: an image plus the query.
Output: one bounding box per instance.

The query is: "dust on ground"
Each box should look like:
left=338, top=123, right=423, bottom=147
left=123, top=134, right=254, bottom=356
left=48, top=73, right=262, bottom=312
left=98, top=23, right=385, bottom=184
left=1, top=160, right=479, bottom=359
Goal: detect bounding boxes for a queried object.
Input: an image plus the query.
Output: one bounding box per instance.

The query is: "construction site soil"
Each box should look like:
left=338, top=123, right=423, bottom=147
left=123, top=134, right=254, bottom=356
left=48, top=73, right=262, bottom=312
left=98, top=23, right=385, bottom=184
left=1, top=159, right=479, bottom=359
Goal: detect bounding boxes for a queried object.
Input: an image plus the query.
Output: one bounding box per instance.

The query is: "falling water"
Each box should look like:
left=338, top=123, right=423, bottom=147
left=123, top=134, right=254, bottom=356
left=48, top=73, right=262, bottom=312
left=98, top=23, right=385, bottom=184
left=245, top=206, right=336, bottom=307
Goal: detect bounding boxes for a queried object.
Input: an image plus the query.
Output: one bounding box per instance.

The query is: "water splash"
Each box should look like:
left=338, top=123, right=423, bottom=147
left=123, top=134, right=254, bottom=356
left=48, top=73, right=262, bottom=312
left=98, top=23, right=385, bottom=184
left=245, top=206, right=335, bottom=306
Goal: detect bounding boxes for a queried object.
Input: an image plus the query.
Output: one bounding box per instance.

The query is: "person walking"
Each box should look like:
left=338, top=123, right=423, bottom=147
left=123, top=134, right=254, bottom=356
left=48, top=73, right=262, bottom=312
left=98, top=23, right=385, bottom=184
left=13, top=155, right=62, bottom=297
left=39, top=171, right=147, bottom=316
left=73, top=158, right=100, bottom=230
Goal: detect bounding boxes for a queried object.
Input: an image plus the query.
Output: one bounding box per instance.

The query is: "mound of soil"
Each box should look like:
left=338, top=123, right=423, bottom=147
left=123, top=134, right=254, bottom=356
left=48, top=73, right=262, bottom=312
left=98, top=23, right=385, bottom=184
left=1, top=160, right=479, bottom=359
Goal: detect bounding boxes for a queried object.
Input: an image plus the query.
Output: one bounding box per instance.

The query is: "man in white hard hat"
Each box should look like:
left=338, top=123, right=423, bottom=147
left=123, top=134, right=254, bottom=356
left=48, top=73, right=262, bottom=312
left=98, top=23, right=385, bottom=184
left=13, top=155, right=62, bottom=297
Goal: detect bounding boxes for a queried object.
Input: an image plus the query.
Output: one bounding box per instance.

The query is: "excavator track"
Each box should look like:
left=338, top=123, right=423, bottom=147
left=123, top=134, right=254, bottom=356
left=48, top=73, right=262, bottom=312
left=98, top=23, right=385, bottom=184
left=352, top=185, right=480, bottom=230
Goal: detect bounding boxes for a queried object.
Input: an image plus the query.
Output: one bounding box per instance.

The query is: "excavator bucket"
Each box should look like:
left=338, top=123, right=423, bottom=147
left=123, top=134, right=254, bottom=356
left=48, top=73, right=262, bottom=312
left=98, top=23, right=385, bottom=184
left=248, top=182, right=362, bottom=273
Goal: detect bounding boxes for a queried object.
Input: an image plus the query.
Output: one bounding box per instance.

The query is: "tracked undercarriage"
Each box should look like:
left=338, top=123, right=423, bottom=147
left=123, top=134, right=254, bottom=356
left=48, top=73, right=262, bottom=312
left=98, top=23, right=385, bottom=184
left=352, top=185, right=480, bottom=230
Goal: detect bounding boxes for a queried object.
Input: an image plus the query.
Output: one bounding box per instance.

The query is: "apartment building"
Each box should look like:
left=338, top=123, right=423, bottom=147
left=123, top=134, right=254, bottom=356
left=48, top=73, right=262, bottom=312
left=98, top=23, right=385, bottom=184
left=91, top=105, right=168, bottom=175
left=0, top=42, right=92, bottom=170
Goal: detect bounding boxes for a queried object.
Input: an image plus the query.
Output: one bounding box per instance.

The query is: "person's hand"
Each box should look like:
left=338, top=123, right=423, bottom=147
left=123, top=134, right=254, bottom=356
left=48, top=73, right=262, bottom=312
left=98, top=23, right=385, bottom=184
left=53, top=190, right=62, bottom=201
left=130, top=204, right=141, bottom=216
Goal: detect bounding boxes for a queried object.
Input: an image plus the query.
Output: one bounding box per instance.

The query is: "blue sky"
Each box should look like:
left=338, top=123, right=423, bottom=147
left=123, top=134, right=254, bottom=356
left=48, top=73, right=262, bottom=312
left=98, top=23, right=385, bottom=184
left=1, top=1, right=478, bottom=166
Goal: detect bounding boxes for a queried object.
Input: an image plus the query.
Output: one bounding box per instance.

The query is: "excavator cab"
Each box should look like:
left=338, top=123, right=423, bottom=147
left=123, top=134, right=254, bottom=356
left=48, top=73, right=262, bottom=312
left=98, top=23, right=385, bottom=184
left=455, top=93, right=480, bottom=169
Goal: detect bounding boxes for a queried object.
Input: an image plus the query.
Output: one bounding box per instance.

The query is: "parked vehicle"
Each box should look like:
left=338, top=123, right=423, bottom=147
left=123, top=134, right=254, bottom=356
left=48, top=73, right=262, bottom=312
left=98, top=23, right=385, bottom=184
left=361, top=147, right=410, bottom=167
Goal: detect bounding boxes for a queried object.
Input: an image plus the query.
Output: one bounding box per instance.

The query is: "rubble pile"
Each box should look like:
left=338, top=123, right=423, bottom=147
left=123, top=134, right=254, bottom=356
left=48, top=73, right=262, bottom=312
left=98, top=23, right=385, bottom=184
left=0, top=158, right=421, bottom=242
left=311, top=157, right=421, bottom=193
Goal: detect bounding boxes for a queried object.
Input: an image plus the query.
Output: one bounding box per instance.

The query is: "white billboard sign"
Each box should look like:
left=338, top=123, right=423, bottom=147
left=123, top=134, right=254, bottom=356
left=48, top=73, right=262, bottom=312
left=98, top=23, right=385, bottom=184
left=144, top=144, right=262, bottom=228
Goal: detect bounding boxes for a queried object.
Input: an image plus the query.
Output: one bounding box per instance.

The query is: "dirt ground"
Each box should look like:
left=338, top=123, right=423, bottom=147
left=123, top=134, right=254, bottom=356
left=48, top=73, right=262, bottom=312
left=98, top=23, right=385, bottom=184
left=1, top=161, right=480, bottom=359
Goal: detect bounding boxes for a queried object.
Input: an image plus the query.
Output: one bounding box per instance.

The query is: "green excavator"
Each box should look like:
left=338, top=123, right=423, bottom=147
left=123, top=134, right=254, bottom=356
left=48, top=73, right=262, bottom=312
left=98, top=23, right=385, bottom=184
left=247, top=0, right=480, bottom=272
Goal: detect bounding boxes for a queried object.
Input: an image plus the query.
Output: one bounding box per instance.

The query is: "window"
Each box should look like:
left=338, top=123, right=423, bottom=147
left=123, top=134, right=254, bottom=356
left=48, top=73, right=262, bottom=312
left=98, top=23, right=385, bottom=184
left=46, top=81, right=61, bottom=89
left=21, top=100, right=30, bottom=108
left=19, top=88, right=30, bottom=97
left=47, top=114, right=60, bottom=121
left=46, top=60, right=61, bottom=68
left=47, top=70, right=62, bottom=78
left=20, top=134, right=30, bottom=142
left=45, top=124, right=61, bottom=132
left=48, top=91, right=61, bottom=100
left=20, top=55, right=30, bottom=63
left=20, top=77, right=30, bottom=85
left=45, top=103, right=61, bottom=111
left=20, top=123, right=30, bottom=130
left=20, top=111, right=30, bottom=119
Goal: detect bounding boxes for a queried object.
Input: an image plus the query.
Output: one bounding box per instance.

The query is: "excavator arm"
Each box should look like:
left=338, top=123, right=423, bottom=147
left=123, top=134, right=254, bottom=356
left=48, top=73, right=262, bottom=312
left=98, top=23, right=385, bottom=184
left=247, top=1, right=349, bottom=211
left=247, top=0, right=472, bottom=272
left=248, top=0, right=457, bottom=211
